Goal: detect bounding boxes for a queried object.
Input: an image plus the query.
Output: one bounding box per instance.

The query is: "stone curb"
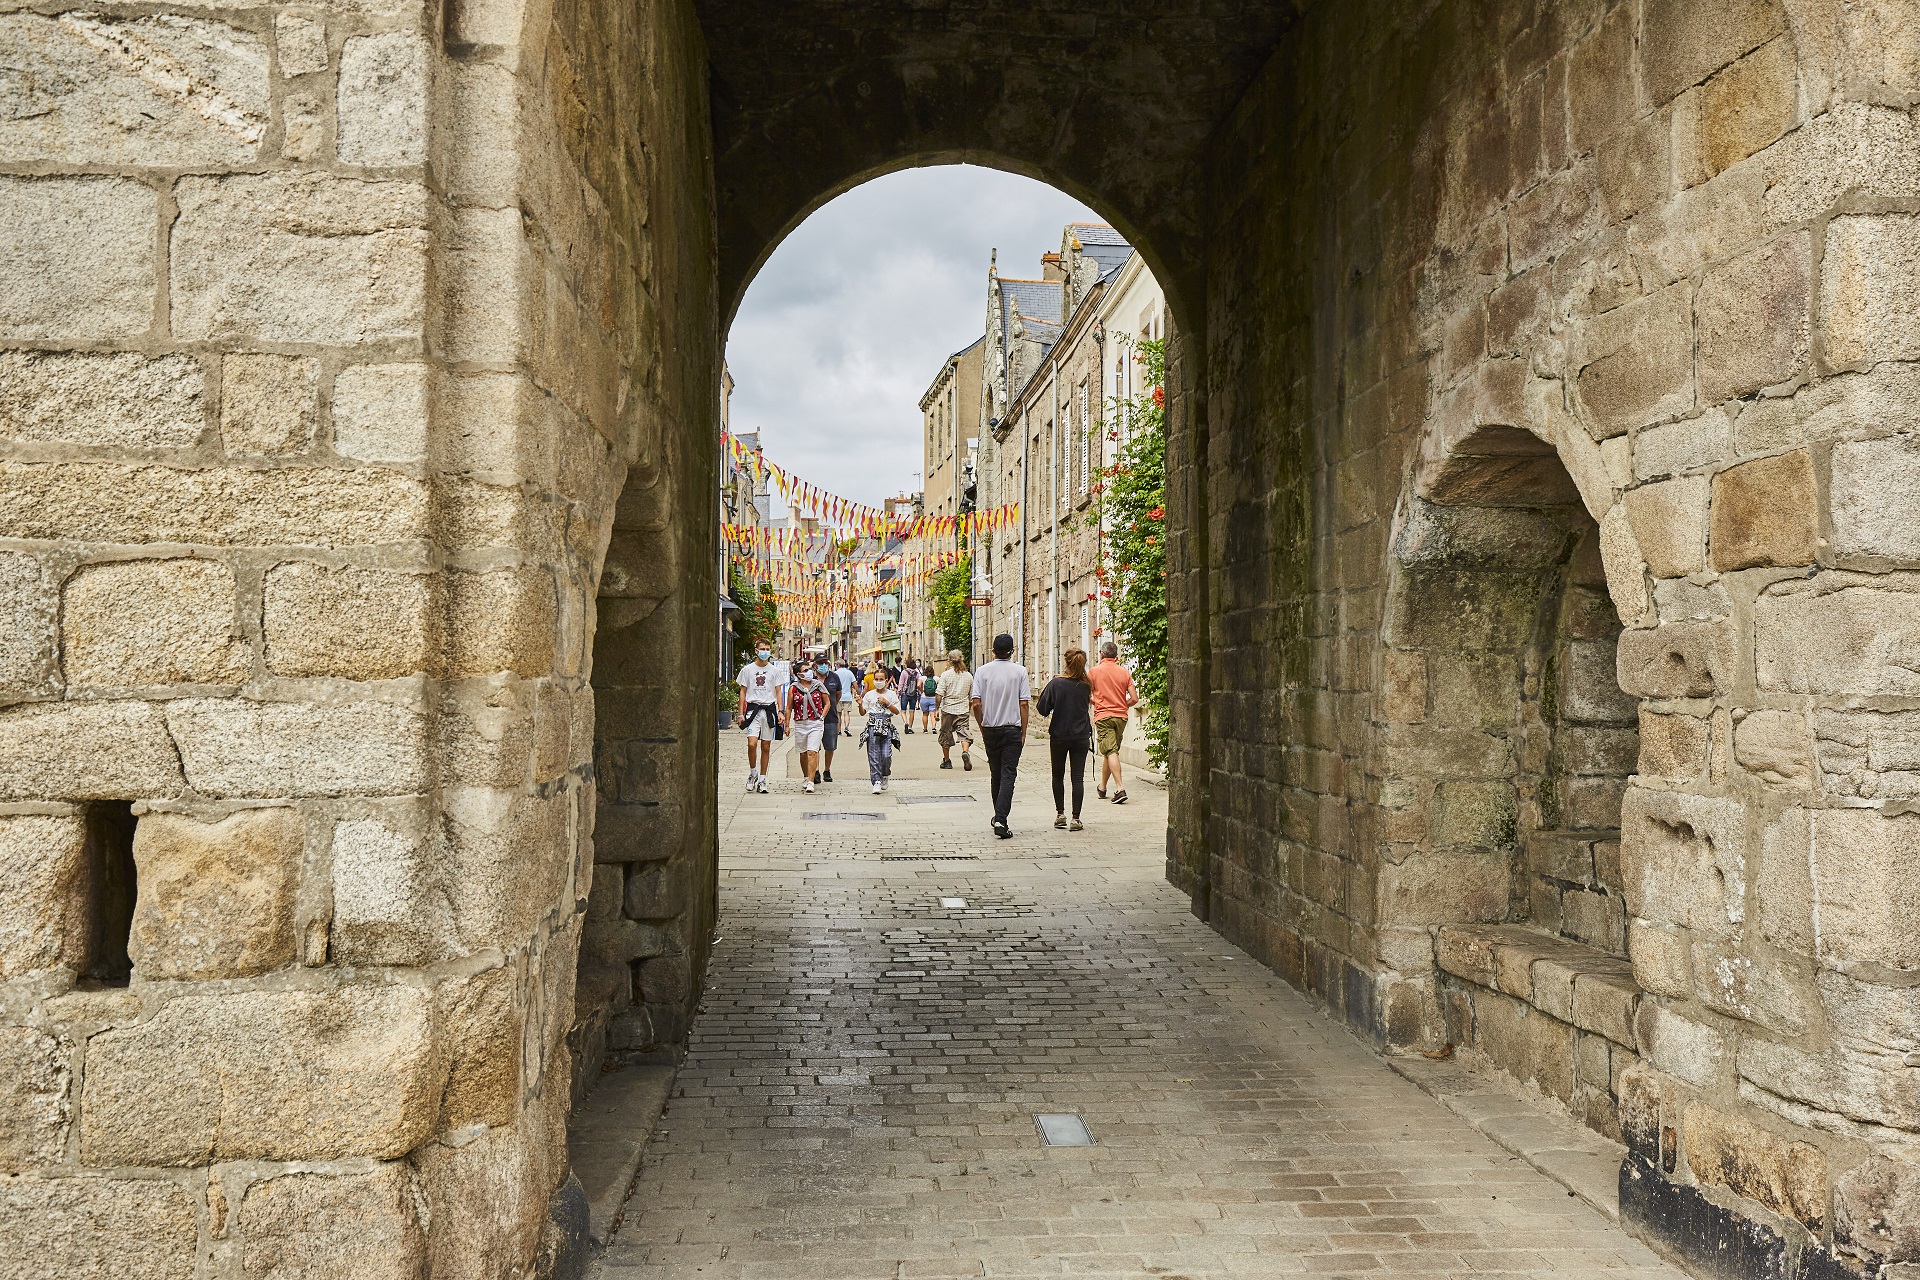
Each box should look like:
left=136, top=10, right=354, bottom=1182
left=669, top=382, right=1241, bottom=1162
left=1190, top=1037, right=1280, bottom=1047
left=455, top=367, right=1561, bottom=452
left=565, top=1061, right=679, bottom=1274
left=1386, top=1053, right=1627, bottom=1223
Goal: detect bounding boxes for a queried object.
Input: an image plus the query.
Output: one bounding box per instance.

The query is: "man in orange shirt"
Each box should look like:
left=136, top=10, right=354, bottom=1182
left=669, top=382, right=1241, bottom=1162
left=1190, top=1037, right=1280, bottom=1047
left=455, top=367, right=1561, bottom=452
left=1086, top=641, right=1138, bottom=803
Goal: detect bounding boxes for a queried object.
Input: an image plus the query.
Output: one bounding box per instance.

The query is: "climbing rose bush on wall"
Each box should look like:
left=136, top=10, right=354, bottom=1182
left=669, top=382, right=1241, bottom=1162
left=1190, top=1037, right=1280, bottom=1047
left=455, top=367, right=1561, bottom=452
left=1093, top=338, right=1169, bottom=769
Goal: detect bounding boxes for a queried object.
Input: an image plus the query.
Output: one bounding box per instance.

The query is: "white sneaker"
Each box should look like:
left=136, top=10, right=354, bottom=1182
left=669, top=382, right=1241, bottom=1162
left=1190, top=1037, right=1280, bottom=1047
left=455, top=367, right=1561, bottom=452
left=757, top=779, right=770, bottom=794
left=880, top=779, right=888, bottom=791
left=745, top=773, right=758, bottom=793
left=803, top=780, right=814, bottom=793
left=872, top=783, right=882, bottom=794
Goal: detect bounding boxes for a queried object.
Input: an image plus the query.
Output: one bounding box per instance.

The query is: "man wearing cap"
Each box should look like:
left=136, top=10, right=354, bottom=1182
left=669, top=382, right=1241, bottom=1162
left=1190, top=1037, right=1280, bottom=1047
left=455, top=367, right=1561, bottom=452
left=970, top=633, right=1030, bottom=838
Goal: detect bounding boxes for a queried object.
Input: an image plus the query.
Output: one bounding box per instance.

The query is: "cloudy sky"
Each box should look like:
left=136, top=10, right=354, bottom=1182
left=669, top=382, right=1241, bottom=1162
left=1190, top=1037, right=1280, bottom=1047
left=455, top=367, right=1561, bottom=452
left=725, top=165, right=1100, bottom=511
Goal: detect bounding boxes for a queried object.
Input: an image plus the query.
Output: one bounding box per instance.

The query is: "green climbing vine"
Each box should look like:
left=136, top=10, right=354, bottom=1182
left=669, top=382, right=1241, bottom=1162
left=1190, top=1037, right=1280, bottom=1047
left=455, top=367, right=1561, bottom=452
left=928, top=555, right=973, bottom=657
left=1091, top=337, right=1169, bottom=769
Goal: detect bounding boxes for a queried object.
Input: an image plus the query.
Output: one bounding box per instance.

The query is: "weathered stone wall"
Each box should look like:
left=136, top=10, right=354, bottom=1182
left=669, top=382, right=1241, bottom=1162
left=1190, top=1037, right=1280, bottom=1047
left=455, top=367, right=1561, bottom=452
left=1202, top=0, right=1920, bottom=1272
left=0, top=0, right=714, bottom=1269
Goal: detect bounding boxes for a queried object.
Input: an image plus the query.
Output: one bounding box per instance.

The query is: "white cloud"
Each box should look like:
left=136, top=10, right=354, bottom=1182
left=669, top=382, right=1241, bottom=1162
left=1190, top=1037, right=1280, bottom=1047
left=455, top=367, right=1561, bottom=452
left=725, top=165, right=1099, bottom=511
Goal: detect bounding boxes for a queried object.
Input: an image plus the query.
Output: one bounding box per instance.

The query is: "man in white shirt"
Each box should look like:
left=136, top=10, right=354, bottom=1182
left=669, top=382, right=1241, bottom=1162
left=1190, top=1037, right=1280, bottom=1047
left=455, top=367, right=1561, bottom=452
left=970, top=632, right=1030, bottom=838
left=735, top=643, right=785, bottom=794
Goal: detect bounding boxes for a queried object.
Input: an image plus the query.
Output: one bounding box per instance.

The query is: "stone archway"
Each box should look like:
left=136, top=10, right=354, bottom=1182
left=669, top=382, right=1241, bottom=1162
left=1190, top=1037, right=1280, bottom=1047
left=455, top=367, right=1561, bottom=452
left=3, top=0, right=1917, bottom=1275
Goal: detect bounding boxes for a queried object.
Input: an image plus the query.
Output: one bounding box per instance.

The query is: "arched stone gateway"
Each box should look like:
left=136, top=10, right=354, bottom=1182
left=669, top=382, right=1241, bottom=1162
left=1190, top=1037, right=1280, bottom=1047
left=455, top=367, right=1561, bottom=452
left=1, top=0, right=1915, bottom=1276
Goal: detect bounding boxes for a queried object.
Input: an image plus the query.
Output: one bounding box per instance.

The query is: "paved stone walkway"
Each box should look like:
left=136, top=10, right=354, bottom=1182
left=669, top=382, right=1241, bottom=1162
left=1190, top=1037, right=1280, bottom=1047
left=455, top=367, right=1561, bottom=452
left=595, top=727, right=1683, bottom=1279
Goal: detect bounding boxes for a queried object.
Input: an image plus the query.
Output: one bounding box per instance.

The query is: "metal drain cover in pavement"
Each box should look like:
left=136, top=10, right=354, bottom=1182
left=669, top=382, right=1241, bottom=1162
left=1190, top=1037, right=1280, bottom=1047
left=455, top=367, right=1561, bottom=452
left=895, top=795, right=976, bottom=805
left=881, top=854, right=978, bottom=861
left=804, top=812, right=886, bottom=821
left=1035, top=1114, right=1094, bottom=1146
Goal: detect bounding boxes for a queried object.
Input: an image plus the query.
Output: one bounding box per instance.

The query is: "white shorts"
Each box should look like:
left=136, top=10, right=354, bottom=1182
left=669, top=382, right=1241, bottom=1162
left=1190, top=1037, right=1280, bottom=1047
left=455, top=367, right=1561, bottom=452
left=742, top=705, right=779, bottom=741
left=792, top=719, right=824, bottom=752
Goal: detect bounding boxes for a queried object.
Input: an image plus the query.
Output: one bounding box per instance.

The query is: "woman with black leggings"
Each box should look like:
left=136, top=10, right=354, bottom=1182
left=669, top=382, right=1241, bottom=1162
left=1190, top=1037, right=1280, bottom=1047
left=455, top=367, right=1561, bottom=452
left=1037, top=648, right=1094, bottom=831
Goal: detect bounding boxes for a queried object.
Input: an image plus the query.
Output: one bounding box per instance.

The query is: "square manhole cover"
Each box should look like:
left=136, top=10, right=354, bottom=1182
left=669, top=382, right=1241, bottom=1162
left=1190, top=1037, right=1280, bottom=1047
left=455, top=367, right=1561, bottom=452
left=804, top=812, right=886, bottom=821
left=1035, top=1114, right=1094, bottom=1147
left=895, top=795, right=976, bottom=805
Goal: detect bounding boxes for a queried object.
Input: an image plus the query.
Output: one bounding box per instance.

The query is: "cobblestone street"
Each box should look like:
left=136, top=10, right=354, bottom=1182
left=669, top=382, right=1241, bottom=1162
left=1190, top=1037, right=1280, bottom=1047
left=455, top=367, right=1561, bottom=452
left=593, top=729, right=1683, bottom=1280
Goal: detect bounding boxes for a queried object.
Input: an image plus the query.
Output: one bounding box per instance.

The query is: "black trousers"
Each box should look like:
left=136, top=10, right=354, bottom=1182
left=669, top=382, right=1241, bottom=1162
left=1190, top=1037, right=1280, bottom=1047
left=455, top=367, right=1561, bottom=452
left=1050, top=736, right=1089, bottom=817
left=981, top=724, right=1022, bottom=825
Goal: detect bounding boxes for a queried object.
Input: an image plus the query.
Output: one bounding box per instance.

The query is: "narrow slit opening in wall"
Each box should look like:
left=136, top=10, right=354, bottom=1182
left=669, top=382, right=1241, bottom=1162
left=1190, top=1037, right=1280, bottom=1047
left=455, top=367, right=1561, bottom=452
left=83, top=801, right=138, bottom=987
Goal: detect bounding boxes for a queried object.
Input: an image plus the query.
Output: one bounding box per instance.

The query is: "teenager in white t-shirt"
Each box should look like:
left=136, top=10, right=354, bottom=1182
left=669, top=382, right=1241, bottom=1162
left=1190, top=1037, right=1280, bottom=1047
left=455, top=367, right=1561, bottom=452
left=735, top=645, right=786, bottom=794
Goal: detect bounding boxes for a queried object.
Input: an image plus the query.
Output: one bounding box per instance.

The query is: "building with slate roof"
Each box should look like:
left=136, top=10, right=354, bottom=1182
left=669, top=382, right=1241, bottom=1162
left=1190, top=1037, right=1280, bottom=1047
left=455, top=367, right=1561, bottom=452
left=970, top=224, right=1161, bottom=675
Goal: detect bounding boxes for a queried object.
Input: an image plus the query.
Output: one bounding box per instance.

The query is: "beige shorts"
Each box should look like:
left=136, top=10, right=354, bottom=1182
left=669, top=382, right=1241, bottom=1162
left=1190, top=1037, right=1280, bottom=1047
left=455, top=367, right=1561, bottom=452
left=938, top=711, right=974, bottom=748
left=1096, top=716, right=1128, bottom=757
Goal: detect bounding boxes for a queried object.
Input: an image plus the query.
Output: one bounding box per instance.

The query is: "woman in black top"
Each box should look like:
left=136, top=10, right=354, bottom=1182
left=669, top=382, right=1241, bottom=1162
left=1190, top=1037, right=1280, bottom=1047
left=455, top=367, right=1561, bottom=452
left=1037, top=648, right=1095, bottom=830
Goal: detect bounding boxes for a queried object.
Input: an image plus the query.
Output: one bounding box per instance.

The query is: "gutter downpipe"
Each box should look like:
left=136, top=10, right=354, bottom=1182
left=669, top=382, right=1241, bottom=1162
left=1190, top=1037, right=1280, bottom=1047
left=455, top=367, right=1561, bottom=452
left=1048, top=365, right=1059, bottom=679
left=1017, top=394, right=1028, bottom=667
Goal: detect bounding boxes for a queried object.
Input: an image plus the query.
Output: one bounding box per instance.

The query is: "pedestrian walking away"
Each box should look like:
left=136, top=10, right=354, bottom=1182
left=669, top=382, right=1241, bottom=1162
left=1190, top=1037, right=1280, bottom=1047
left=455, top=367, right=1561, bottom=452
left=860, top=669, right=902, bottom=793
left=787, top=664, right=831, bottom=794
left=901, top=658, right=919, bottom=732
left=971, top=633, right=1030, bottom=837
left=1037, top=648, right=1094, bottom=830
left=918, top=665, right=940, bottom=734
left=735, top=641, right=786, bottom=794
left=935, top=651, right=975, bottom=771
left=1088, top=640, right=1139, bottom=803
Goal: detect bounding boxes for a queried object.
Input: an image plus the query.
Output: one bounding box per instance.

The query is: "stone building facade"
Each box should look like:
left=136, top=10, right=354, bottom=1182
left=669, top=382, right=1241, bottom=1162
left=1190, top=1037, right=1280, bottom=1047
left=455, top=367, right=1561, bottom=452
left=1001, top=226, right=1132, bottom=677
left=3, top=0, right=1920, bottom=1277
left=901, top=337, right=981, bottom=664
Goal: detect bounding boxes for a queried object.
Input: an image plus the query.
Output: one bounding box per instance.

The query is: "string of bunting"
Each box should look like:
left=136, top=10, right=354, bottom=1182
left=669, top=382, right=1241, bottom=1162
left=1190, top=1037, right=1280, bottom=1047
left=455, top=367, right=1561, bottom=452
left=723, top=431, right=1018, bottom=541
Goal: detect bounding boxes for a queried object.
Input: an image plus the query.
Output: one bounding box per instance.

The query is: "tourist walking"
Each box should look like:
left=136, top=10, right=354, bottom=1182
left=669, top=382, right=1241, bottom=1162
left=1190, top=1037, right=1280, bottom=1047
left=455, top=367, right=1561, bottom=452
left=936, top=651, right=974, bottom=771
left=735, top=641, right=785, bottom=794
left=814, top=659, right=843, bottom=783
left=970, top=633, right=1030, bottom=838
left=901, top=657, right=920, bottom=732
left=831, top=656, right=859, bottom=780
left=918, top=664, right=940, bottom=734
left=1088, top=640, right=1139, bottom=803
left=1037, top=648, right=1095, bottom=830
left=861, top=669, right=902, bottom=793
left=788, top=663, right=831, bottom=794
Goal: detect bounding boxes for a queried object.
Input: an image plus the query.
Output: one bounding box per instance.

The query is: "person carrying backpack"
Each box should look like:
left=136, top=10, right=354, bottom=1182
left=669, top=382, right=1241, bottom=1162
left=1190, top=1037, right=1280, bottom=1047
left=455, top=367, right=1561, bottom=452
left=919, top=666, right=940, bottom=734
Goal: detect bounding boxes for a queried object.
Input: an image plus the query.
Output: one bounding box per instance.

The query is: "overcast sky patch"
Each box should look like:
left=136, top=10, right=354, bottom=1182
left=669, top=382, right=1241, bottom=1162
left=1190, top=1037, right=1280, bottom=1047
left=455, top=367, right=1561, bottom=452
left=725, top=165, right=1100, bottom=511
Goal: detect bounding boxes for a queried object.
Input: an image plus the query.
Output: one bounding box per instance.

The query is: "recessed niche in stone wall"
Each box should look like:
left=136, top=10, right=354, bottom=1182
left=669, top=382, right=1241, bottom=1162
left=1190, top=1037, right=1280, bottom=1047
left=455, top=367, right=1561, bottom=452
left=81, top=800, right=137, bottom=988
left=1390, top=425, right=1643, bottom=1141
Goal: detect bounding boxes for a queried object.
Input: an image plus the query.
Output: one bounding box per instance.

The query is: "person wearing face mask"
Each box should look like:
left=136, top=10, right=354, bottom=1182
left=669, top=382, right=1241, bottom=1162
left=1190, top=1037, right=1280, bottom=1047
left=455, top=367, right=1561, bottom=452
left=735, top=641, right=785, bottom=794
left=812, top=659, right=844, bottom=784
left=860, top=667, right=902, bottom=793
left=831, top=655, right=859, bottom=781
left=787, top=662, right=831, bottom=794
